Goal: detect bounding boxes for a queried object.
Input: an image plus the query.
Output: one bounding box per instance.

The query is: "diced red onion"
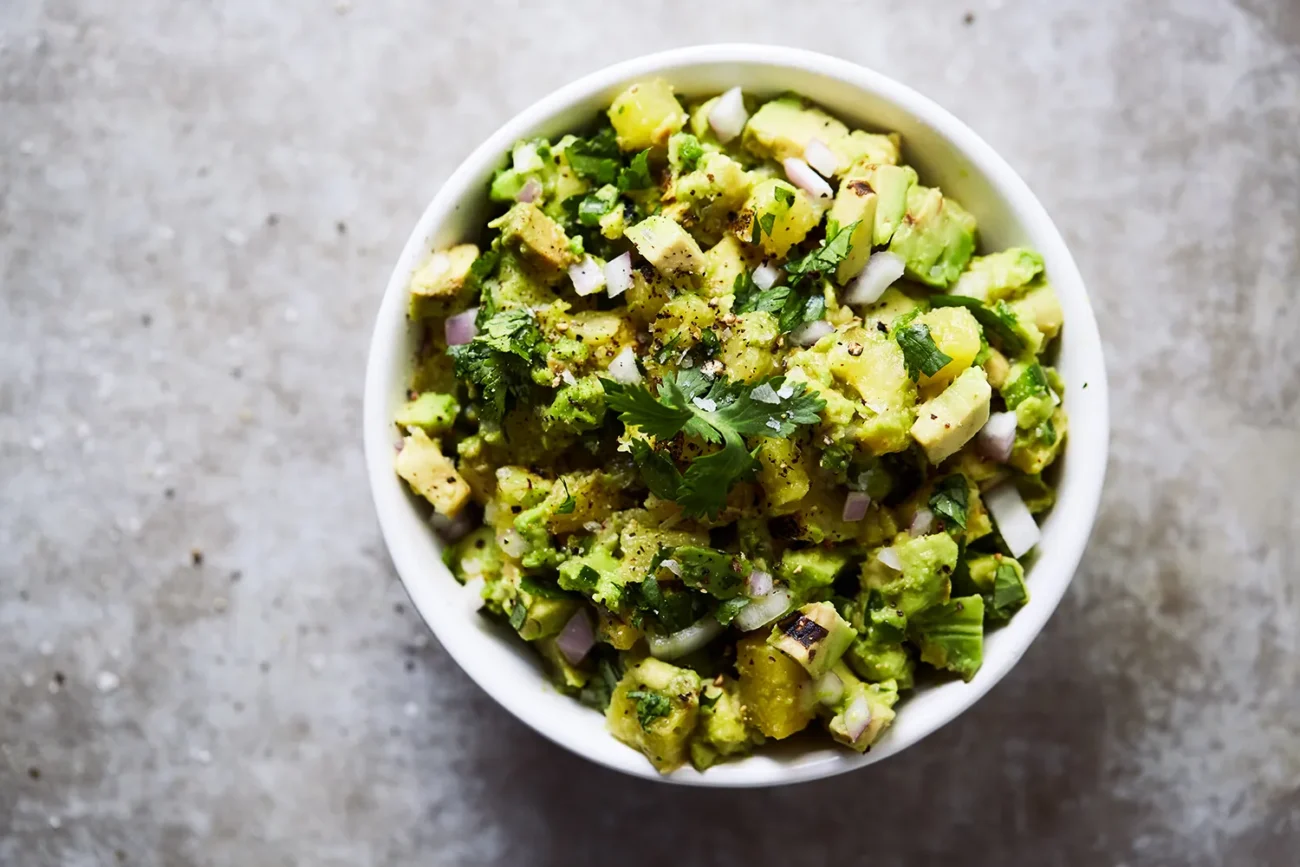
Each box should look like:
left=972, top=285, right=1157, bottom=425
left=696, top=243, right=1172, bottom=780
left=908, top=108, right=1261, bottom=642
left=568, top=256, right=606, bottom=296
left=515, top=176, right=542, bottom=203
left=732, top=587, right=793, bottom=632
left=814, top=670, right=845, bottom=705
left=804, top=138, right=838, bottom=177
left=842, top=491, right=871, bottom=522
left=976, top=411, right=1018, bottom=463
left=430, top=510, right=474, bottom=543
left=462, top=576, right=486, bottom=612
left=843, top=252, right=905, bottom=305
left=752, top=262, right=780, bottom=290
left=497, top=528, right=529, bottom=560
left=909, top=507, right=935, bottom=536
left=984, top=482, right=1041, bottom=558
left=444, top=308, right=479, bottom=346
left=607, top=346, right=641, bottom=384
left=659, top=558, right=681, bottom=576
left=708, top=87, right=748, bottom=143
left=842, top=692, right=873, bottom=742
left=876, top=546, right=902, bottom=571
left=790, top=318, right=834, bottom=347
left=648, top=615, right=723, bottom=660
left=555, top=608, right=596, bottom=665
left=603, top=252, right=633, bottom=298
left=745, top=569, right=773, bottom=598
left=782, top=157, right=833, bottom=199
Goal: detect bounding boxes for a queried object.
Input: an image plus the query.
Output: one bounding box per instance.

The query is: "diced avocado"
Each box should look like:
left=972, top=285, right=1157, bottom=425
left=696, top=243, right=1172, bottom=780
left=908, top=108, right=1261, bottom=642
left=407, top=244, right=479, bottom=318
left=669, top=546, right=749, bottom=599
left=909, top=595, right=985, bottom=681
left=742, top=96, right=848, bottom=164
left=719, top=311, right=780, bottom=382
left=756, top=436, right=811, bottom=514
left=824, top=663, right=899, bottom=751
left=702, top=234, right=750, bottom=298
left=606, top=658, right=703, bottom=772
left=608, top=78, right=687, bottom=152
left=827, top=177, right=878, bottom=283
left=848, top=163, right=917, bottom=246
left=689, top=677, right=761, bottom=771
left=394, top=391, right=458, bottom=434
left=1001, top=361, right=1055, bottom=429
left=618, top=517, right=708, bottom=588
left=846, top=622, right=915, bottom=690
left=444, top=526, right=502, bottom=585
left=558, top=544, right=626, bottom=609
left=513, top=591, right=579, bottom=641
left=542, top=374, right=606, bottom=433
left=1015, top=472, right=1056, bottom=515
left=887, top=185, right=977, bottom=288
left=488, top=250, right=559, bottom=310
left=967, top=554, right=1029, bottom=621
left=536, top=636, right=589, bottom=691
left=777, top=547, right=854, bottom=599
left=1009, top=406, right=1067, bottom=474
left=395, top=428, right=472, bottom=517
left=820, top=325, right=918, bottom=456
left=768, top=601, right=857, bottom=677
left=910, top=366, right=992, bottom=464
left=736, top=633, right=816, bottom=739
left=626, top=214, right=706, bottom=279
left=598, top=201, right=628, bottom=240
left=491, top=202, right=577, bottom=274
left=916, top=306, right=982, bottom=398
left=858, top=286, right=927, bottom=332
left=862, top=532, right=958, bottom=618
left=736, top=178, right=819, bottom=259
left=667, top=131, right=707, bottom=173
left=1008, top=281, right=1064, bottom=342
left=674, top=152, right=752, bottom=242
left=953, top=248, right=1045, bottom=302
left=832, top=130, right=902, bottom=171
left=982, top=345, right=1012, bottom=389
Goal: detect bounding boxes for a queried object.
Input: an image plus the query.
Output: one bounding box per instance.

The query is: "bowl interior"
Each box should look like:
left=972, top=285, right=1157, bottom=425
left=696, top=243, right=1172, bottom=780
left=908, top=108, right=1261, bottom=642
left=364, top=47, right=1108, bottom=787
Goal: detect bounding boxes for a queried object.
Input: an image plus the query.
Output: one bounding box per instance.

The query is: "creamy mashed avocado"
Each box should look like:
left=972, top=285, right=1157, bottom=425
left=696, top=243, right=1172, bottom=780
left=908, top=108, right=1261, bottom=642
left=394, top=81, right=1068, bottom=773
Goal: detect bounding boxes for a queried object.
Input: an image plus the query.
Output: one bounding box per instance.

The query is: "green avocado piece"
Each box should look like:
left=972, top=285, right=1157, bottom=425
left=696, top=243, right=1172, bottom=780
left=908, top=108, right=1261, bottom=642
left=394, top=391, right=458, bottom=434
left=863, top=533, right=958, bottom=618
left=952, top=248, right=1045, bottom=302
left=887, top=185, right=977, bottom=288
left=607, top=658, right=703, bottom=773
left=743, top=95, right=848, bottom=163
left=910, top=366, right=992, bottom=465
left=908, top=594, right=985, bottom=681
left=827, top=177, right=878, bottom=283
left=626, top=214, right=706, bottom=279
left=843, top=589, right=915, bottom=688
left=513, top=592, right=579, bottom=641
left=543, top=374, right=607, bottom=433
left=558, top=544, right=626, bottom=610
left=824, top=663, right=899, bottom=751
left=689, top=677, right=761, bottom=771
left=768, top=601, right=858, bottom=677
left=777, top=547, right=854, bottom=599
left=849, top=163, right=917, bottom=247
left=490, top=202, right=578, bottom=274
left=1001, top=361, right=1055, bottom=428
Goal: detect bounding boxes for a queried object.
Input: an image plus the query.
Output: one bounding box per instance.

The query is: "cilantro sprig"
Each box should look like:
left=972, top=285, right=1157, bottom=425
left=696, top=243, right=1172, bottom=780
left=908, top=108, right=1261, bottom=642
left=928, top=474, right=969, bottom=531
left=449, top=308, right=550, bottom=422
left=895, top=322, right=953, bottom=380
left=601, top=371, right=826, bottom=517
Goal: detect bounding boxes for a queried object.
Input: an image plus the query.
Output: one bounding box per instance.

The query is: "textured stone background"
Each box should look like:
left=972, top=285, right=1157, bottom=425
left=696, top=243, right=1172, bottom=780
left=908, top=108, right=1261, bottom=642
left=2, top=0, right=1298, bottom=864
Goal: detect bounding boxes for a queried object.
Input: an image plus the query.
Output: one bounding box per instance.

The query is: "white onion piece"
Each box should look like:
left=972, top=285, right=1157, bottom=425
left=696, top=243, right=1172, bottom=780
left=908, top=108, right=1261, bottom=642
left=752, top=262, right=781, bottom=290
left=876, top=546, right=902, bottom=571
left=515, top=176, right=542, bottom=203
left=462, top=576, right=486, bottom=613
left=804, top=138, right=838, bottom=177
left=814, top=671, right=845, bottom=706
left=976, top=411, right=1018, bottom=463
left=603, top=252, right=633, bottom=298
left=842, top=693, right=873, bottom=742
left=648, top=616, right=724, bottom=660
left=430, top=510, right=473, bottom=543
left=708, top=87, right=748, bottom=143
left=746, top=570, right=773, bottom=598
left=444, top=308, right=479, bottom=346
left=750, top=383, right=780, bottom=404
left=568, top=256, right=606, bottom=296
left=512, top=141, right=543, bottom=172
left=733, top=588, right=793, bottom=632
left=843, top=252, right=906, bottom=306
left=607, top=346, right=642, bottom=384
left=555, top=609, right=596, bottom=665
left=497, top=528, right=529, bottom=560
left=842, top=491, right=871, bottom=522
left=984, top=482, right=1041, bottom=558
left=910, top=507, right=935, bottom=536
left=790, top=318, right=834, bottom=347
left=783, top=157, right=833, bottom=199
left=659, top=558, right=681, bottom=576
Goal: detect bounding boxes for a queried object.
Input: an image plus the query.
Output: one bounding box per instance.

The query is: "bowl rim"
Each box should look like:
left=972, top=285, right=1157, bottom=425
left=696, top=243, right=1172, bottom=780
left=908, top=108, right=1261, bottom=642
left=363, top=43, right=1110, bottom=787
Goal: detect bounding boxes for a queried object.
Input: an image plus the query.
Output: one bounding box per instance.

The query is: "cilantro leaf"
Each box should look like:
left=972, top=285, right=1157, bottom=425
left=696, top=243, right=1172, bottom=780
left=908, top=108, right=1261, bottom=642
left=556, top=480, right=576, bottom=514
left=929, top=294, right=1026, bottom=356
left=1002, top=362, right=1049, bottom=408
left=578, top=653, right=622, bottom=711
left=507, top=602, right=527, bottom=631
left=759, top=212, right=776, bottom=237
left=628, top=438, right=684, bottom=501
left=749, top=215, right=763, bottom=245
left=654, top=332, right=684, bottom=364
left=565, top=126, right=621, bottom=184
left=895, top=322, right=953, bottom=380
left=989, top=561, right=1029, bottom=619
left=675, top=441, right=757, bottom=517
left=627, top=689, right=672, bottom=729
left=675, top=134, right=704, bottom=171
left=450, top=308, right=549, bottom=422
left=785, top=220, right=859, bottom=282
left=774, top=186, right=796, bottom=207
left=712, top=375, right=826, bottom=438
left=777, top=289, right=825, bottom=334
left=577, top=186, right=619, bottom=227
left=929, top=474, right=969, bottom=531
left=714, top=595, right=751, bottom=626
left=600, top=378, right=692, bottom=440
left=671, top=546, right=748, bottom=599
left=733, top=269, right=792, bottom=317
left=617, top=148, right=653, bottom=192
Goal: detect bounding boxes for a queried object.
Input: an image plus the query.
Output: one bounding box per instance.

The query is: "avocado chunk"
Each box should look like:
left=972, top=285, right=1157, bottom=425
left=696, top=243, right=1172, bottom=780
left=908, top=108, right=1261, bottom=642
left=736, top=633, right=816, bottom=739
left=768, top=601, right=857, bottom=677
left=512, top=590, right=580, bottom=642
left=909, top=594, right=985, bottom=681
left=608, top=78, right=687, bottom=152
left=967, top=554, right=1029, bottom=621
left=823, top=662, right=899, bottom=751
left=832, top=130, right=902, bottom=171
left=850, top=163, right=917, bottom=247
left=558, top=544, right=625, bottom=610
left=736, top=178, right=819, bottom=259
left=1009, top=406, right=1067, bottom=474
left=844, top=589, right=915, bottom=688
left=606, top=658, right=703, bottom=772
left=863, top=533, right=959, bottom=619
left=689, top=676, right=762, bottom=771
left=394, top=391, right=458, bottom=434
left=887, top=185, right=977, bottom=288
left=491, top=202, right=577, bottom=274
left=625, top=214, right=706, bottom=279
left=777, top=546, right=854, bottom=599
left=407, top=243, right=479, bottom=318
left=953, top=248, right=1045, bottom=303
left=394, top=428, right=471, bottom=518
left=1001, top=361, right=1055, bottom=428
left=673, top=151, right=752, bottom=241
left=1008, top=281, right=1065, bottom=342
left=444, top=526, right=502, bottom=586
left=702, top=234, right=750, bottom=298
left=827, top=177, right=878, bottom=283
left=910, top=366, right=992, bottom=464
left=542, top=374, right=606, bottom=433
left=743, top=96, right=847, bottom=162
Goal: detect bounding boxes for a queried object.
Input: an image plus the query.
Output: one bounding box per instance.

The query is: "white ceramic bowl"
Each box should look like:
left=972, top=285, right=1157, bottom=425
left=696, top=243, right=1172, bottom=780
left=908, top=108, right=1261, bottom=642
left=364, top=45, right=1109, bottom=787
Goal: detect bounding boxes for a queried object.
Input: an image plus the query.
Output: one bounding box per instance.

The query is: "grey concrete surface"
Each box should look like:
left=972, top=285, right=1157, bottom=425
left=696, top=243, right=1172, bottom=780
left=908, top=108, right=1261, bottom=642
left=2, top=0, right=1298, bottom=864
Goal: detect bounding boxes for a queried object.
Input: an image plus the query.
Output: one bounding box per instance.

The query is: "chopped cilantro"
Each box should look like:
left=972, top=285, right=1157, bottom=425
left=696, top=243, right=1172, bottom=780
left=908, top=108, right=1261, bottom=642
left=675, top=134, right=704, bottom=171
left=577, top=186, right=619, bottom=226
left=627, top=689, right=672, bottom=729
left=784, top=220, right=858, bottom=282
left=565, top=126, right=621, bottom=184
left=929, top=474, right=969, bottom=531
left=519, top=575, right=574, bottom=600
left=449, top=308, right=550, bottom=422
left=1035, top=418, right=1057, bottom=446
left=1002, top=363, right=1050, bottom=408
left=895, top=322, right=953, bottom=381
left=715, top=595, right=751, bottom=626
left=773, top=186, right=796, bottom=207
left=556, top=479, right=576, bottom=514
left=989, top=561, right=1028, bottom=620
left=699, top=328, right=721, bottom=357
left=733, top=271, right=792, bottom=317
left=579, top=653, right=622, bottom=711
left=759, top=212, right=776, bottom=237
left=617, top=149, right=653, bottom=192
left=671, top=546, right=748, bottom=599
left=507, top=601, right=527, bottom=631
